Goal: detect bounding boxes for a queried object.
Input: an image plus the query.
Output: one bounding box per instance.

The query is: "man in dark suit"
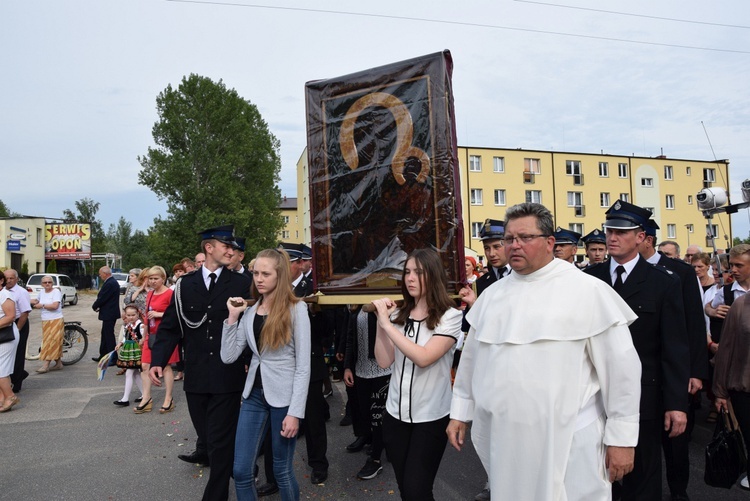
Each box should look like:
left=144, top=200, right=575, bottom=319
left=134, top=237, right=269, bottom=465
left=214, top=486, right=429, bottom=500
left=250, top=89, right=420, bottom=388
left=91, top=266, right=121, bottom=360
left=229, top=237, right=253, bottom=280
left=585, top=201, right=690, bottom=500
left=639, top=219, right=708, bottom=500
left=149, top=226, right=252, bottom=501
left=552, top=227, right=581, bottom=264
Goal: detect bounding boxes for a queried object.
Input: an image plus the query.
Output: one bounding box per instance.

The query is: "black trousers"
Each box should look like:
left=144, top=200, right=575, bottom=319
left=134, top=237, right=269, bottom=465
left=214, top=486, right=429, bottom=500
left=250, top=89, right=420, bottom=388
left=622, top=418, right=662, bottom=501
left=729, top=390, right=750, bottom=478
left=354, top=374, right=390, bottom=461
left=98, top=319, right=117, bottom=357
left=186, top=391, right=242, bottom=501
left=661, top=394, right=696, bottom=496
left=11, top=319, right=29, bottom=390
left=383, top=412, right=449, bottom=501
left=303, top=379, right=329, bottom=474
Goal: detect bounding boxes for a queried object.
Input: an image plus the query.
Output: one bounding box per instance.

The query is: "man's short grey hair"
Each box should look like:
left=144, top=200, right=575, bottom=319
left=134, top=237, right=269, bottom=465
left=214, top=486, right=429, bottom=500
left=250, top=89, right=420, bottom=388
left=504, top=203, right=554, bottom=236
left=658, top=240, right=681, bottom=255
left=4, top=269, right=18, bottom=278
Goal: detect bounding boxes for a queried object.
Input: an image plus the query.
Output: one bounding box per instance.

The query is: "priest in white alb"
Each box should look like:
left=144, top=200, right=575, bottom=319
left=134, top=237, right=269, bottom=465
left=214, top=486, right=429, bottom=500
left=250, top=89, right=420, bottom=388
left=447, top=202, right=642, bottom=501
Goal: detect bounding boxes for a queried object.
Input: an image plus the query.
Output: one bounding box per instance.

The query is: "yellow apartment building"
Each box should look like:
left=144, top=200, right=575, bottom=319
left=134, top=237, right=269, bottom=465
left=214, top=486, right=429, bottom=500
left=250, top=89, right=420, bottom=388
left=278, top=196, right=302, bottom=243
left=0, top=217, right=47, bottom=273
left=459, top=147, right=731, bottom=262
left=293, top=146, right=731, bottom=262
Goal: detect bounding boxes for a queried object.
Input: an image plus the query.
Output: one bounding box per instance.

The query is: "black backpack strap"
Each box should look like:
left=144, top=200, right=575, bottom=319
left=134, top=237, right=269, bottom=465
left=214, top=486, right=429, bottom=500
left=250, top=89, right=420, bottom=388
left=724, top=284, right=735, bottom=307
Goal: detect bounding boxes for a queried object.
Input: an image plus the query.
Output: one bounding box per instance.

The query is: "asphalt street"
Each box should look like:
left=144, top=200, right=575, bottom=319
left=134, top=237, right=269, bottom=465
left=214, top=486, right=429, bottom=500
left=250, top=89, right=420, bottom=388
left=1, top=292, right=746, bottom=500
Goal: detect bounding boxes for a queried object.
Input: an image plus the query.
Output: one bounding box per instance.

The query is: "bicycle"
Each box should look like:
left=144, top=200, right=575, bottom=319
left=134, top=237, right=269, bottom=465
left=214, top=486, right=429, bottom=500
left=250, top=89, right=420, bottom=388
left=25, top=321, right=89, bottom=366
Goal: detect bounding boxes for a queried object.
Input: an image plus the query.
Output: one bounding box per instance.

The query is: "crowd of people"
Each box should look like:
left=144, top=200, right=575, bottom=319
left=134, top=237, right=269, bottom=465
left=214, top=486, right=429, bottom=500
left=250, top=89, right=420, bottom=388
left=2, top=201, right=750, bottom=501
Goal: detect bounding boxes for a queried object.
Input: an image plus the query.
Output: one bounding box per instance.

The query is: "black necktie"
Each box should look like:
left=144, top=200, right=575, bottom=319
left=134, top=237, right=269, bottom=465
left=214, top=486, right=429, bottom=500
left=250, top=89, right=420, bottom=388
left=497, top=268, right=504, bottom=280
left=208, top=272, right=216, bottom=293
left=613, top=266, right=626, bottom=291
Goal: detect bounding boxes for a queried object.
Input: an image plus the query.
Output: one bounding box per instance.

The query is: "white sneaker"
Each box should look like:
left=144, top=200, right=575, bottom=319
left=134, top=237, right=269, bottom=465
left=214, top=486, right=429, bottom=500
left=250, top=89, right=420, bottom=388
left=741, top=474, right=749, bottom=490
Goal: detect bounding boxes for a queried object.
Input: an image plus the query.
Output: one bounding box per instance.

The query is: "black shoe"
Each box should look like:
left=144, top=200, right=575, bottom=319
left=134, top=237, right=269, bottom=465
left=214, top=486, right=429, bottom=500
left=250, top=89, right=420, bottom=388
left=92, top=357, right=101, bottom=362
left=178, top=450, right=209, bottom=466
left=671, top=494, right=690, bottom=501
left=346, top=435, right=370, bottom=453
left=357, top=458, right=383, bottom=480
left=323, top=389, right=333, bottom=398
left=135, top=397, right=143, bottom=403
left=339, top=415, right=352, bottom=426
left=311, top=471, right=328, bottom=484
left=113, top=400, right=129, bottom=406
left=257, top=483, right=279, bottom=496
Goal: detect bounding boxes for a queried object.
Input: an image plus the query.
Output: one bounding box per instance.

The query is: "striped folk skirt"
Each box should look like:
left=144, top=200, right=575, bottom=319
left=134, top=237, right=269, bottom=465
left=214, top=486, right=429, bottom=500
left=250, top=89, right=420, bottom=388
left=40, top=318, right=65, bottom=361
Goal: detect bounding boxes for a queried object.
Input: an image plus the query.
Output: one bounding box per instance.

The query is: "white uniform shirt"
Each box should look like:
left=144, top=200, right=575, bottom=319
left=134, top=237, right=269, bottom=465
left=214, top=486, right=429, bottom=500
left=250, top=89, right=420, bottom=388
left=385, top=307, right=462, bottom=423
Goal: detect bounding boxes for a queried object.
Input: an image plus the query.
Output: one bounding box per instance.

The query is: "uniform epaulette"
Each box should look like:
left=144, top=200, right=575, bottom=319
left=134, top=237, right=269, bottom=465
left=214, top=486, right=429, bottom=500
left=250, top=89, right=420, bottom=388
left=650, top=264, right=675, bottom=276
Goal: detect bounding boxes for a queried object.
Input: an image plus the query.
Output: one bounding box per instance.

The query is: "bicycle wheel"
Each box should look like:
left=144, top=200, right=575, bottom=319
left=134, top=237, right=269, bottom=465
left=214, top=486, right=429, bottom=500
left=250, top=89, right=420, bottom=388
left=61, top=325, right=88, bottom=366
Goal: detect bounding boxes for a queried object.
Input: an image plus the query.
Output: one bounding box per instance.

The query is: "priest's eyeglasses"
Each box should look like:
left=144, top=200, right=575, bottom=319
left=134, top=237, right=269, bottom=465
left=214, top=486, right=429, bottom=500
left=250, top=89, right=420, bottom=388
left=501, top=234, right=550, bottom=246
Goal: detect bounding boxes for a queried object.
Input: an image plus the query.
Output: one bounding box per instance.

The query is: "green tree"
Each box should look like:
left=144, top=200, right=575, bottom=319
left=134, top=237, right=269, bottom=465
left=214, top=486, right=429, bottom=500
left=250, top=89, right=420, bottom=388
left=62, top=198, right=106, bottom=253
left=0, top=199, right=10, bottom=217
left=138, top=74, right=283, bottom=265
left=46, top=259, right=57, bottom=273
left=105, top=217, right=155, bottom=270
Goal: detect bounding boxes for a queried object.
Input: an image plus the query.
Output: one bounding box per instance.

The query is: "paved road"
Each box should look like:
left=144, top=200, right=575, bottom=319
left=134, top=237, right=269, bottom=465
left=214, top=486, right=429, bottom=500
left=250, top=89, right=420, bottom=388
left=1, top=292, right=745, bottom=500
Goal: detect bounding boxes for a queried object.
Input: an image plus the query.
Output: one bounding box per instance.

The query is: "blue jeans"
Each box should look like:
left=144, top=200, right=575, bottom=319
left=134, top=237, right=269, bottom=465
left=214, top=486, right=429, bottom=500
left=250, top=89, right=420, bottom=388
left=234, top=388, right=299, bottom=501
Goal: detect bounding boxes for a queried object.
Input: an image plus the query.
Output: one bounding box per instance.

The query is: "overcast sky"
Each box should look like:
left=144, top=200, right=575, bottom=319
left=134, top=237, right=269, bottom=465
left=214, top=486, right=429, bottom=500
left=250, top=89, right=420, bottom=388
left=3, top=0, right=749, bottom=242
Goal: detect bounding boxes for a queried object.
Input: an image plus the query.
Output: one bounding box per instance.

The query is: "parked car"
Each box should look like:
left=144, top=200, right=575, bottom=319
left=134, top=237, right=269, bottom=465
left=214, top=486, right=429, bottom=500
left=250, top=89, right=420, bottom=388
left=26, top=273, right=79, bottom=306
left=112, top=272, right=129, bottom=294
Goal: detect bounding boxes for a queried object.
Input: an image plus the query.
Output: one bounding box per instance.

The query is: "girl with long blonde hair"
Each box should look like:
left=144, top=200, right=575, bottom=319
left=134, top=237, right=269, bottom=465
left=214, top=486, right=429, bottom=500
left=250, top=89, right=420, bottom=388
left=221, top=248, right=311, bottom=501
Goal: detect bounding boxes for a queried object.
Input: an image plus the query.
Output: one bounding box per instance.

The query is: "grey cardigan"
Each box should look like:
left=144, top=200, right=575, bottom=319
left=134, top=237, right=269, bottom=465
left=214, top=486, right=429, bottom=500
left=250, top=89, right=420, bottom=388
left=221, top=301, right=311, bottom=418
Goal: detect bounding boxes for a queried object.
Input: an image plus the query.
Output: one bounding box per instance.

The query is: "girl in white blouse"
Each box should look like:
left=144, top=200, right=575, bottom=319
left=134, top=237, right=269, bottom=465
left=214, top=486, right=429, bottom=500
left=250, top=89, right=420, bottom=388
left=372, top=248, right=462, bottom=501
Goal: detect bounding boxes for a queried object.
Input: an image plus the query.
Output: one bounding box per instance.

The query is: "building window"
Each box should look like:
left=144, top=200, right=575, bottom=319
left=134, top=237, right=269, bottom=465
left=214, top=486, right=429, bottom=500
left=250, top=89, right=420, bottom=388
left=703, top=168, right=716, bottom=184
left=641, top=178, right=654, bottom=187
left=282, top=230, right=290, bottom=239
left=687, top=224, right=694, bottom=233
left=664, top=165, right=673, bottom=180
left=600, top=192, right=610, bottom=207
left=667, top=224, right=676, bottom=239
left=688, top=195, right=693, bottom=205
left=295, top=216, right=299, bottom=223
left=524, top=158, right=541, bottom=174
left=567, top=191, right=584, bottom=216
left=619, top=193, right=630, bottom=202
left=707, top=224, right=718, bottom=238
left=494, top=189, right=506, bottom=206
left=525, top=190, right=542, bottom=204
left=686, top=166, right=691, bottom=176
left=469, top=155, right=482, bottom=172
left=36, top=228, right=42, bottom=246
left=618, top=163, right=628, bottom=178
left=566, top=160, right=583, bottom=185
left=283, top=215, right=290, bottom=224
left=471, top=222, right=483, bottom=239
left=598, top=162, right=609, bottom=177
left=666, top=195, right=675, bottom=209
left=470, top=189, right=483, bottom=205
left=493, top=156, right=505, bottom=173
left=295, top=231, right=299, bottom=238
left=569, top=223, right=585, bottom=247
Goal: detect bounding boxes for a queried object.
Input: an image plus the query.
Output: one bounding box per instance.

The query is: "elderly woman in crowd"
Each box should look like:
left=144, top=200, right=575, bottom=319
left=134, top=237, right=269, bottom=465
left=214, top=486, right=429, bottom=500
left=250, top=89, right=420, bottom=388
left=30, top=275, right=65, bottom=373
left=123, top=268, right=148, bottom=319
left=0, top=273, right=20, bottom=412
